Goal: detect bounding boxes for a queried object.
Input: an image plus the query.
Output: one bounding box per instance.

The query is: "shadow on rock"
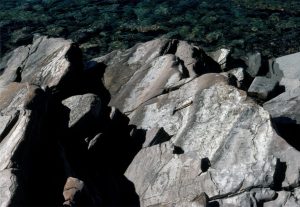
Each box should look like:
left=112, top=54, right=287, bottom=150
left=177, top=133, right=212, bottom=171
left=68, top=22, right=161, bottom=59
left=272, top=117, right=300, bottom=151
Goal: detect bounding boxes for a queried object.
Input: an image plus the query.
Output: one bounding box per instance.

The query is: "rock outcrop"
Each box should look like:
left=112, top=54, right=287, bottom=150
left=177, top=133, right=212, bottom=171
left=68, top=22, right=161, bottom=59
left=0, top=36, right=300, bottom=206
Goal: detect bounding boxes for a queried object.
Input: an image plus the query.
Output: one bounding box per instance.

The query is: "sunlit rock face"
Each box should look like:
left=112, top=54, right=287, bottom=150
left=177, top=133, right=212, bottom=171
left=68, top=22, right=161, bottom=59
left=125, top=79, right=300, bottom=206
left=0, top=36, right=300, bottom=206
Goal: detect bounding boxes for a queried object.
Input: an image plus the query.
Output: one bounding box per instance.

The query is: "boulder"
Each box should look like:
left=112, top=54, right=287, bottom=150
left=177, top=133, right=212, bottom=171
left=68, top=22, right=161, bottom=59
left=110, top=54, right=187, bottom=113
left=62, top=93, right=101, bottom=128
left=245, top=52, right=261, bottom=78
left=0, top=36, right=81, bottom=89
left=207, top=48, right=230, bottom=70
left=273, top=52, right=300, bottom=92
left=91, top=38, right=221, bottom=112
left=125, top=75, right=300, bottom=206
left=264, top=88, right=300, bottom=124
left=0, top=82, right=46, bottom=205
left=248, top=76, right=279, bottom=100
left=175, top=41, right=220, bottom=77
left=91, top=38, right=173, bottom=97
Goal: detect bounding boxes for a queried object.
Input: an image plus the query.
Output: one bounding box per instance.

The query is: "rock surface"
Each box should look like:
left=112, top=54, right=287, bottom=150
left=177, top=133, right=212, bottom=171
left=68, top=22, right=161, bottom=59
left=273, top=52, right=300, bottom=92
left=125, top=79, right=300, bottom=206
left=248, top=76, right=278, bottom=100
left=62, top=93, right=101, bottom=128
left=0, top=36, right=80, bottom=89
left=0, top=36, right=300, bottom=206
left=0, top=82, right=46, bottom=205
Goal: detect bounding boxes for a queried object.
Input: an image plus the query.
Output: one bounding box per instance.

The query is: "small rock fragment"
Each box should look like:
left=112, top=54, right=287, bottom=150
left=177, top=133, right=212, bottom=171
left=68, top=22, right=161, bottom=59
left=63, top=177, right=84, bottom=206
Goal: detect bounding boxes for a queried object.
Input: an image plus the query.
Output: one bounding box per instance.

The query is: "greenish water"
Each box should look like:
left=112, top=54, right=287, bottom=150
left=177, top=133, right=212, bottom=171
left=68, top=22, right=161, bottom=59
left=1, top=0, right=300, bottom=60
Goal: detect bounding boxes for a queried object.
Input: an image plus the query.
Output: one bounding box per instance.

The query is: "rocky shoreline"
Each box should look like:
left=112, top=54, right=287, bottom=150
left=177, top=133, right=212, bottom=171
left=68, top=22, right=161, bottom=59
left=0, top=35, right=300, bottom=206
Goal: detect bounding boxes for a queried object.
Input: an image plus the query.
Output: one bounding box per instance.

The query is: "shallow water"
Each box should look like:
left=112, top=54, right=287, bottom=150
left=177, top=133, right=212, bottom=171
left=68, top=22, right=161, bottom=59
left=1, top=0, right=300, bottom=60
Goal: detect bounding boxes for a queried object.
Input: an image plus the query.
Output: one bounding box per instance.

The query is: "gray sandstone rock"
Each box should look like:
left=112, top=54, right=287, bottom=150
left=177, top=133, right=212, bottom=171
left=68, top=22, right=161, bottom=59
left=110, top=54, right=186, bottom=113
left=92, top=38, right=221, bottom=113
left=1, top=36, right=300, bottom=207
left=208, top=48, right=230, bottom=70
left=125, top=75, right=300, bottom=206
left=0, top=36, right=77, bottom=89
left=143, top=127, right=171, bottom=148
left=248, top=76, right=278, bottom=100
left=274, top=52, right=300, bottom=92
left=222, top=67, right=245, bottom=88
left=62, top=93, right=101, bottom=128
left=0, top=169, right=19, bottom=207
left=0, top=82, right=46, bottom=205
left=245, top=52, right=261, bottom=78
left=92, top=38, right=172, bottom=97
left=175, top=41, right=202, bottom=77
left=264, top=88, right=300, bottom=124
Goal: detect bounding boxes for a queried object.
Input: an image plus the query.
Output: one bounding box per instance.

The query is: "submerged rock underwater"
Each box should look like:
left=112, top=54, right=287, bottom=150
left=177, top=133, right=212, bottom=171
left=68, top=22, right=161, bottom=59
left=0, top=0, right=300, bottom=60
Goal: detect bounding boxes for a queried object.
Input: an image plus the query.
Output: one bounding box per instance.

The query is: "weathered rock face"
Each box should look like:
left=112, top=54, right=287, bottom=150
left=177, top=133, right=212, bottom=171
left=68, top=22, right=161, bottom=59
left=273, top=52, right=300, bottom=92
left=90, top=39, right=300, bottom=206
left=125, top=77, right=300, bottom=206
left=92, top=38, right=174, bottom=98
left=0, top=35, right=80, bottom=89
left=62, top=93, right=101, bottom=128
left=264, top=88, right=300, bottom=125
left=91, top=38, right=221, bottom=112
left=0, top=82, right=46, bottom=206
left=248, top=76, right=278, bottom=100
left=0, top=35, right=82, bottom=206
left=0, top=36, right=300, bottom=207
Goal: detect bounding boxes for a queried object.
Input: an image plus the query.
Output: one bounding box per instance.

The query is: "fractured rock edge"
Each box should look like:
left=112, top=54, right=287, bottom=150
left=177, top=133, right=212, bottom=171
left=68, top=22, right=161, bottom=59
left=0, top=36, right=300, bottom=206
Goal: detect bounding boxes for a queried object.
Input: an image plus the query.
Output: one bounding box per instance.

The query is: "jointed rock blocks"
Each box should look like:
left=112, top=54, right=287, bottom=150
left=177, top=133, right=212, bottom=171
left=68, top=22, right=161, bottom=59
left=0, top=36, right=300, bottom=206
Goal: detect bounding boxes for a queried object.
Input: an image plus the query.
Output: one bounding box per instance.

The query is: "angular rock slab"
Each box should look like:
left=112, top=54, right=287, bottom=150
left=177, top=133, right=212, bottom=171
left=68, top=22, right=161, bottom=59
left=110, top=54, right=187, bottom=113
left=92, top=38, right=173, bottom=97
left=126, top=75, right=300, bottom=206
left=273, top=52, right=300, bottom=92
left=92, top=38, right=221, bottom=112
left=248, top=76, right=278, bottom=100
left=208, top=48, right=230, bottom=70
left=264, top=88, right=300, bottom=124
left=0, top=82, right=46, bottom=205
left=0, top=36, right=77, bottom=89
left=62, top=93, right=101, bottom=128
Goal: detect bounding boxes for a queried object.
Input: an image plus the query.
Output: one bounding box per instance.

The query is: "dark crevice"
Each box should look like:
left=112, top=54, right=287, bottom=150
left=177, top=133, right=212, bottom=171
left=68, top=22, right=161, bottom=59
left=225, top=49, right=248, bottom=71
left=271, top=117, right=300, bottom=151
left=265, top=84, right=285, bottom=101
left=201, top=157, right=211, bottom=173
left=0, top=111, right=20, bottom=143
left=257, top=55, right=270, bottom=76
left=177, top=58, right=190, bottom=78
left=271, top=158, right=287, bottom=191
left=18, top=43, right=141, bottom=206
left=161, top=39, right=179, bottom=55
left=148, top=128, right=172, bottom=147
left=172, top=145, right=184, bottom=154
left=193, top=48, right=222, bottom=75
left=247, top=83, right=285, bottom=105
left=208, top=201, right=220, bottom=207
left=14, top=67, right=22, bottom=82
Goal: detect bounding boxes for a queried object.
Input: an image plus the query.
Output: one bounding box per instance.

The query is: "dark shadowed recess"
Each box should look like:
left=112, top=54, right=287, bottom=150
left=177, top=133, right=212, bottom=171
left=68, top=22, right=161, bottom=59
left=272, top=117, right=300, bottom=152
left=21, top=49, right=143, bottom=206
